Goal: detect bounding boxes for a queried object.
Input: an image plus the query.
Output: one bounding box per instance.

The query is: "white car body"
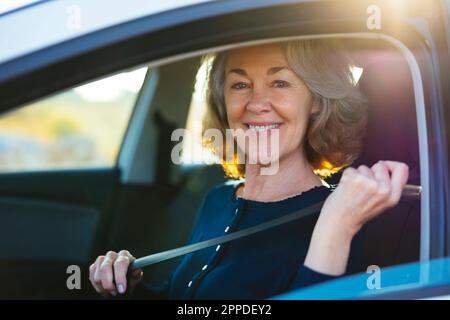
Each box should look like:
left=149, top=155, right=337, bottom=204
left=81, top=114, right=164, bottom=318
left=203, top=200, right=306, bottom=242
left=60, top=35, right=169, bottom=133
left=0, top=0, right=212, bottom=65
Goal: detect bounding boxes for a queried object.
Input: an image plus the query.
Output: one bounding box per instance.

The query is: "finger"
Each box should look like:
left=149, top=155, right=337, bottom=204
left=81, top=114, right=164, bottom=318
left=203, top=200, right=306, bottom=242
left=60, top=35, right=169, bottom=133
left=118, top=249, right=131, bottom=256
left=99, top=251, right=118, bottom=295
left=89, top=262, right=102, bottom=294
left=371, top=161, right=390, bottom=182
left=114, top=252, right=132, bottom=294
left=383, top=161, right=409, bottom=205
left=371, top=161, right=391, bottom=198
left=341, top=166, right=358, bottom=182
left=357, top=165, right=375, bottom=179
left=92, top=256, right=109, bottom=296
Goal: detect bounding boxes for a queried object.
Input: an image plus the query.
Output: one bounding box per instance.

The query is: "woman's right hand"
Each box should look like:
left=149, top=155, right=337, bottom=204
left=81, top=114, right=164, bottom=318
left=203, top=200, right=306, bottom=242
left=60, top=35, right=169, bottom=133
left=89, top=250, right=143, bottom=297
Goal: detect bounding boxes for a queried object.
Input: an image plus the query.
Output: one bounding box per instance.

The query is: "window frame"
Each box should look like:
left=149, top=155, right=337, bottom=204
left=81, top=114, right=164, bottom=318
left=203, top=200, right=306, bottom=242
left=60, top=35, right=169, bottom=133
left=139, top=33, right=431, bottom=259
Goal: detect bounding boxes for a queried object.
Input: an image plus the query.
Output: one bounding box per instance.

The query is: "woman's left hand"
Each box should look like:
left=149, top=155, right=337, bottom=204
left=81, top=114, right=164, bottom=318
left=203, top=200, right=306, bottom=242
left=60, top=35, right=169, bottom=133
left=319, top=160, right=409, bottom=238
left=304, top=160, right=409, bottom=275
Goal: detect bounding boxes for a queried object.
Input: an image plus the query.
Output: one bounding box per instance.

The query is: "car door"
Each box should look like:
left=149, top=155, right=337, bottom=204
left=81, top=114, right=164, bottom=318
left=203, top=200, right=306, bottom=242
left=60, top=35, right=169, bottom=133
left=0, top=64, right=150, bottom=298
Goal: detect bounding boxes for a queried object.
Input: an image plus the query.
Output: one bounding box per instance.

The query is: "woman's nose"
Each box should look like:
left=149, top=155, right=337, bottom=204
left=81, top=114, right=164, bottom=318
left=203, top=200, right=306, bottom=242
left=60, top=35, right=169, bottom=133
left=246, top=90, right=272, bottom=114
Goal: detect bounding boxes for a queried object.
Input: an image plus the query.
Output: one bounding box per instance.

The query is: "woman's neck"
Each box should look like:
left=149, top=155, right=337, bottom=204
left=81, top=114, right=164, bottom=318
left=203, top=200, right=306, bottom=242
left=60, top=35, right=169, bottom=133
left=238, top=150, right=323, bottom=202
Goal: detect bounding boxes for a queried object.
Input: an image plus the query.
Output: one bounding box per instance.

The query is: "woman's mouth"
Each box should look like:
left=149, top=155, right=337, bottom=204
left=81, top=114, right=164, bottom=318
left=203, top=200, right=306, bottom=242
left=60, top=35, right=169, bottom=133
left=245, top=122, right=283, bottom=132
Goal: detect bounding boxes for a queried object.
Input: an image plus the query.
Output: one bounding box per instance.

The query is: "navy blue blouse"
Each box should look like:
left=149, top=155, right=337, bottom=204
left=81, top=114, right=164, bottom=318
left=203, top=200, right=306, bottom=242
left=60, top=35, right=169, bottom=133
left=140, top=180, right=364, bottom=299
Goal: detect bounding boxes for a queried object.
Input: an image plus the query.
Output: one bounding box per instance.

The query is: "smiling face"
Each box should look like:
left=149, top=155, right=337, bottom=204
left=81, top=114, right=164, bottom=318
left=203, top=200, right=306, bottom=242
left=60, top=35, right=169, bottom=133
left=224, top=43, right=318, bottom=166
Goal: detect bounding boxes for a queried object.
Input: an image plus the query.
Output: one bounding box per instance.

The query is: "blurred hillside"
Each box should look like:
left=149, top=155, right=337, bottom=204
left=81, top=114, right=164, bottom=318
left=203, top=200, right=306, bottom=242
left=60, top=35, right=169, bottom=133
left=0, top=88, right=136, bottom=172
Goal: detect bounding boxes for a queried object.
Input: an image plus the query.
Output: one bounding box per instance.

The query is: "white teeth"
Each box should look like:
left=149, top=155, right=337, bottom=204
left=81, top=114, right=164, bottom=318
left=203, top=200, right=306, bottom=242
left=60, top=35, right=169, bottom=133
left=248, top=124, right=280, bottom=132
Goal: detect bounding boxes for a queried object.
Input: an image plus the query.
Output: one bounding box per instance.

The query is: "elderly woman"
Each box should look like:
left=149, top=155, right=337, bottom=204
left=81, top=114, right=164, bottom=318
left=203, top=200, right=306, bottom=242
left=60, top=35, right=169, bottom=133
left=89, top=39, right=409, bottom=299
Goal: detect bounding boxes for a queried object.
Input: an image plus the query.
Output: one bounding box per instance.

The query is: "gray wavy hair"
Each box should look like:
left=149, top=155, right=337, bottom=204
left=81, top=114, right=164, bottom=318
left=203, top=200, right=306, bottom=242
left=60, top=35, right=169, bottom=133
left=202, top=39, right=368, bottom=179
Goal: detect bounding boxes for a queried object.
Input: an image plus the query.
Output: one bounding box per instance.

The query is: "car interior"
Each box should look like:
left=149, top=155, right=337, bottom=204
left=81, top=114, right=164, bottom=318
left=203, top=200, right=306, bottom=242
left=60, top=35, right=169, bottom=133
left=0, top=36, right=422, bottom=299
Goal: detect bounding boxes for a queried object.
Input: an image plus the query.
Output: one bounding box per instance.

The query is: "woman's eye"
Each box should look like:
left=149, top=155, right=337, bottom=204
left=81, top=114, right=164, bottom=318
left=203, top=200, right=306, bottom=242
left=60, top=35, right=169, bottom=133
left=231, top=82, right=249, bottom=90
left=272, top=80, right=290, bottom=88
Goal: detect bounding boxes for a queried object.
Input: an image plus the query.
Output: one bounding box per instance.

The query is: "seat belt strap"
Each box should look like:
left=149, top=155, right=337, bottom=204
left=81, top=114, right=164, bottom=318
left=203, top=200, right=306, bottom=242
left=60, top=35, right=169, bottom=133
left=130, top=200, right=325, bottom=271
left=129, top=183, right=420, bottom=271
